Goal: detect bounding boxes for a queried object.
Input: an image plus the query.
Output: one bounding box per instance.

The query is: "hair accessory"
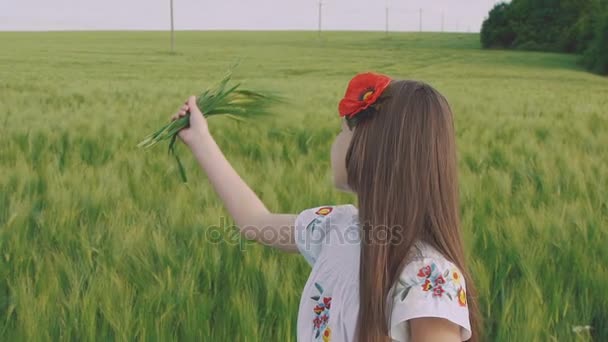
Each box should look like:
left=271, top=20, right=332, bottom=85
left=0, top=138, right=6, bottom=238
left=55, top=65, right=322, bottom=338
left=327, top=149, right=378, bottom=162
left=338, top=72, right=392, bottom=126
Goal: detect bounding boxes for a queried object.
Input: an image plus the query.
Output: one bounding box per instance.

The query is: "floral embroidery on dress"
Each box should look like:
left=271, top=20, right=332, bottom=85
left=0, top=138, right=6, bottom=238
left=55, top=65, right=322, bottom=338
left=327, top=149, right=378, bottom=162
left=315, top=207, right=333, bottom=216
left=311, top=282, right=332, bottom=341
left=395, top=262, right=467, bottom=307
left=306, top=207, right=334, bottom=233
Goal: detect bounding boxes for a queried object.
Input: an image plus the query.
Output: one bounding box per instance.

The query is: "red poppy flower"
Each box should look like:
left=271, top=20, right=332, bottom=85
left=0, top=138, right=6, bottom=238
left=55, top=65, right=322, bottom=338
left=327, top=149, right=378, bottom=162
left=338, top=72, right=392, bottom=119
left=323, top=297, right=332, bottom=309
left=417, top=265, right=432, bottom=278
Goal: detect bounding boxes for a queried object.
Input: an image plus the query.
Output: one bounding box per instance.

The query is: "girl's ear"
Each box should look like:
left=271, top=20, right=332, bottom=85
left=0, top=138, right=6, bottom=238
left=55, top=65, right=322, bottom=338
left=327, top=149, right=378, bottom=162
left=341, top=118, right=349, bottom=131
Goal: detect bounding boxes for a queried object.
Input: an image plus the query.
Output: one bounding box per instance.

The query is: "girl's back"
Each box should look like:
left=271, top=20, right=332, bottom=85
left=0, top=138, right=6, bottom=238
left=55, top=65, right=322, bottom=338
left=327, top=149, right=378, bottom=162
left=295, top=205, right=471, bottom=341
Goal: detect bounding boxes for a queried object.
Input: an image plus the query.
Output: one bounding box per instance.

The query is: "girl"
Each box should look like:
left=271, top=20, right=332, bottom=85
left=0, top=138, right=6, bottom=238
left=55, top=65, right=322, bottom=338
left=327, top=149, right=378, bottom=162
left=171, top=72, right=481, bottom=341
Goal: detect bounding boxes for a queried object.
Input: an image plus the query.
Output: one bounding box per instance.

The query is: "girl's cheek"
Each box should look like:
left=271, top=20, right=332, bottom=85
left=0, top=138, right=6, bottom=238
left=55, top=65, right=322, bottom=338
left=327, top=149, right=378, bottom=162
left=330, top=137, right=339, bottom=169
left=331, top=133, right=351, bottom=191
left=331, top=133, right=345, bottom=164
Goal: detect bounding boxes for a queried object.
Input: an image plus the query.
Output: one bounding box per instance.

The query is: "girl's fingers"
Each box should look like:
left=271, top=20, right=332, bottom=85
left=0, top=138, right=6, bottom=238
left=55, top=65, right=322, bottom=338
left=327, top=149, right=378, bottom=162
left=171, top=100, right=191, bottom=121
left=171, top=99, right=194, bottom=121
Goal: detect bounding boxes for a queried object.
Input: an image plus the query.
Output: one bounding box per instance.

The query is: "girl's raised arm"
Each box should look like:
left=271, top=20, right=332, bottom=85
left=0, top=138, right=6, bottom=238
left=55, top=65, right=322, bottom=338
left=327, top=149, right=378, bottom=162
left=409, top=317, right=462, bottom=342
left=171, top=96, right=298, bottom=253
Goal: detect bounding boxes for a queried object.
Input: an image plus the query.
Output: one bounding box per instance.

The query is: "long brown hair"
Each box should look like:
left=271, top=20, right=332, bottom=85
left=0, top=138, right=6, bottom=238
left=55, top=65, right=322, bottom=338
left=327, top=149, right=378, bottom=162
left=345, top=80, right=481, bottom=341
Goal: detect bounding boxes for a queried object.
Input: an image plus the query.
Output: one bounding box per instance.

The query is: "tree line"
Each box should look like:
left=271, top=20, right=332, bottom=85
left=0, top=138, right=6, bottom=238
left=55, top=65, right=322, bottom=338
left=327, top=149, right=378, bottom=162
left=481, top=0, right=607, bottom=75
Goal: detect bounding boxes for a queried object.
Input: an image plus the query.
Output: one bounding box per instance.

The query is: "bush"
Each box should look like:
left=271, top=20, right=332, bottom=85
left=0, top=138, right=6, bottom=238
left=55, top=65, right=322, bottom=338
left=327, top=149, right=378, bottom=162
left=515, top=40, right=545, bottom=52
left=481, top=3, right=516, bottom=49
left=480, top=0, right=608, bottom=75
left=583, top=10, right=608, bottom=75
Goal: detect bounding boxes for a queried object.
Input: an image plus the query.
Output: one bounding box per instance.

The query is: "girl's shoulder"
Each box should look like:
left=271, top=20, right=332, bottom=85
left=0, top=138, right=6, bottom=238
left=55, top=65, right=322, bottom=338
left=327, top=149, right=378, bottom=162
left=294, top=204, right=358, bottom=266
left=388, top=242, right=472, bottom=341
left=295, top=204, right=358, bottom=227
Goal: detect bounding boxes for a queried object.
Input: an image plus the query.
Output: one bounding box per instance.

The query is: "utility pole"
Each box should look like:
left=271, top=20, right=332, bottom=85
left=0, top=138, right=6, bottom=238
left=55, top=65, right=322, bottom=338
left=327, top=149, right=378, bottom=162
left=318, top=1, right=323, bottom=37
left=385, top=6, right=389, bottom=36
left=419, top=8, right=422, bottom=32
left=170, top=0, right=175, bottom=52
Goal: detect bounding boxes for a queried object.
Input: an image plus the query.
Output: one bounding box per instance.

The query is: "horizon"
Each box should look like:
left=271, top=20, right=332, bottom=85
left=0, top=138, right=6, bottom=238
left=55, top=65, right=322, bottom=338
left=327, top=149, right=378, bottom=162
left=0, top=29, right=482, bottom=33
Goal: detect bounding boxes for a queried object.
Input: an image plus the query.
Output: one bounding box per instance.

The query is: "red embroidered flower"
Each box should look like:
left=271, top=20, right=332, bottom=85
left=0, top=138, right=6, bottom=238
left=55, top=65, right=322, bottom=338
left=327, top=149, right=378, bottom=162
left=338, top=72, right=392, bottom=119
left=433, top=285, right=445, bottom=297
left=435, top=275, right=446, bottom=285
left=417, top=265, right=432, bottom=278
left=315, top=207, right=333, bottom=216
left=314, top=305, right=324, bottom=315
left=323, top=297, right=332, bottom=309
left=321, top=314, right=329, bottom=323
left=313, top=317, right=322, bottom=328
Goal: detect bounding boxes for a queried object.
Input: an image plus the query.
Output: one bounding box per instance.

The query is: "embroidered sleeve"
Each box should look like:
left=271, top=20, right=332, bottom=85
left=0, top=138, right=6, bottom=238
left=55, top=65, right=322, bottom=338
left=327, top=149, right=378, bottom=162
left=294, top=206, right=336, bottom=266
left=389, top=257, right=472, bottom=342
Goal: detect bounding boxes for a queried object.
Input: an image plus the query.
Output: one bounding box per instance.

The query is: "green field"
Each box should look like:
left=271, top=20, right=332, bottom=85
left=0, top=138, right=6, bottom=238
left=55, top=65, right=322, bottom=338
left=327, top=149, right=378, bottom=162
left=0, top=31, right=606, bottom=341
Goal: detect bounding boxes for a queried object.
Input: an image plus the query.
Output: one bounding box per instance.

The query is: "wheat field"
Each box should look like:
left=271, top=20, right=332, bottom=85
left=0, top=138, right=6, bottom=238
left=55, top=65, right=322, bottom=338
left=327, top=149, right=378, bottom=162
left=0, top=31, right=606, bottom=341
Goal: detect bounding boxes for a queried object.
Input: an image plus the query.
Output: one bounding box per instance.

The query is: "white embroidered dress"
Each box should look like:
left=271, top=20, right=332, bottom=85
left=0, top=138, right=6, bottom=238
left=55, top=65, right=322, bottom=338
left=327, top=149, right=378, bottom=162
left=294, top=205, right=472, bottom=342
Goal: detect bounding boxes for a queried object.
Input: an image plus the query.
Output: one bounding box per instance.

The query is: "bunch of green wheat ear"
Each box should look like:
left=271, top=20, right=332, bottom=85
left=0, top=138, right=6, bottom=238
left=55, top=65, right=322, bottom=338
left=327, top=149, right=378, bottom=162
left=138, top=72, right=280, bottom=182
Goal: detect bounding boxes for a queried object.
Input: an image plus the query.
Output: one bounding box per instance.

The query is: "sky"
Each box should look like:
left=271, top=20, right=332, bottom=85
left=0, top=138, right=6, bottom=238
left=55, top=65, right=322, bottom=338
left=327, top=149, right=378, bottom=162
left=0, top=0, right=502, bottom=33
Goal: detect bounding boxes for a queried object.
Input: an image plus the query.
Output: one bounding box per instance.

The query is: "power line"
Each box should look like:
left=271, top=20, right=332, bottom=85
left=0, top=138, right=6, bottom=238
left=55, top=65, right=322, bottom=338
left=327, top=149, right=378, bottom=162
left=311, top=4, right=476, bottom=33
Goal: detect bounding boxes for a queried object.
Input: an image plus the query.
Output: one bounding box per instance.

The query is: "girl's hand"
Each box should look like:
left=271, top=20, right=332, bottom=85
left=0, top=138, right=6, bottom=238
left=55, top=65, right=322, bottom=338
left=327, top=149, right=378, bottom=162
left=171, top=95, right=210, bottom=149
